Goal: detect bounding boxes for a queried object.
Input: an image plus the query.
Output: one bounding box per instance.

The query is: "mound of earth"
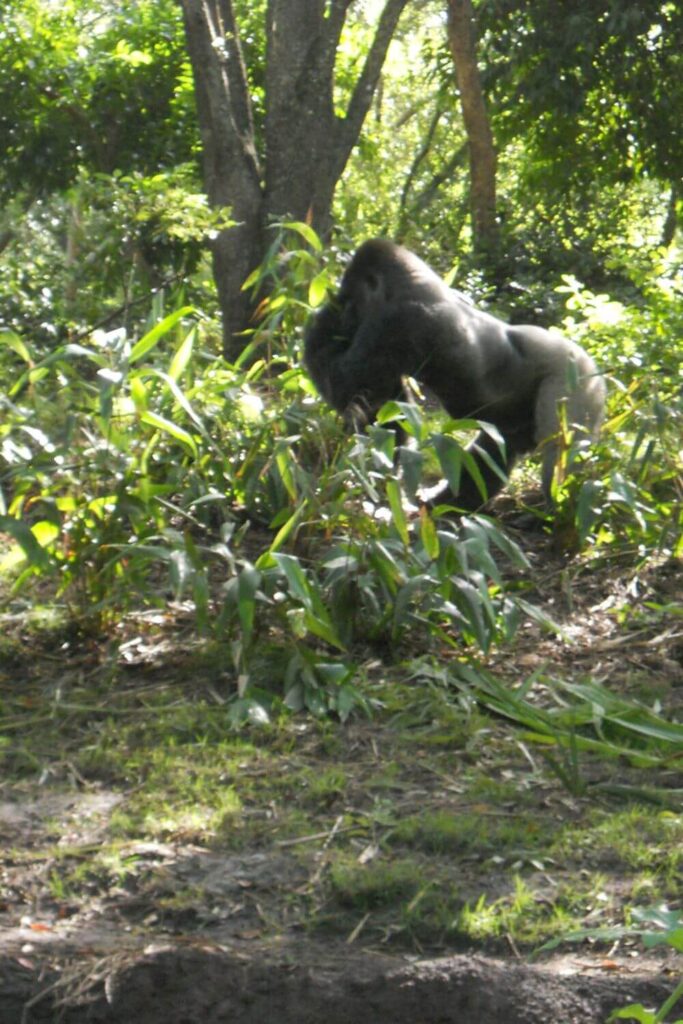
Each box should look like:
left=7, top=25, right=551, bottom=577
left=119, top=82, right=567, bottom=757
left=2, top=942, right=676, bottom=1024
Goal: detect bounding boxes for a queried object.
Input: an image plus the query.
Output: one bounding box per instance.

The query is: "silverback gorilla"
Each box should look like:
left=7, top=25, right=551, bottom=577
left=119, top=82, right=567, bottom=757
left=304, top=239, right=606, bottom=510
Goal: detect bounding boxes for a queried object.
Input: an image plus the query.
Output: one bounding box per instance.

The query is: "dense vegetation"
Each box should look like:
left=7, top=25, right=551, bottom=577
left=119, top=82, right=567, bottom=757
left=0, top=2, right=681, bottom=1015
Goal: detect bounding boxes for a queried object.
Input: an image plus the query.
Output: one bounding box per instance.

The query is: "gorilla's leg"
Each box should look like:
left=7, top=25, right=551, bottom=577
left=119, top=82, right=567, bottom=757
left=534, top=369, right=605, bottom=503
left=424, top=429, right=521, bottom=511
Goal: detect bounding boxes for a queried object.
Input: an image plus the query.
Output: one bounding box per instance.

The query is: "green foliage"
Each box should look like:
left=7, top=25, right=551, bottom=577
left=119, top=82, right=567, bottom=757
left=0, top=0, right=194, bottom=199
left=0, top=225, right=543, bottom=721
left=538, top=906, right=683, bottom=1023
left=0, top=166, right=230, bottom=344
left=482, top=0, right=683, bottom=193
left=413, top=661, right=683, bottom=809
left=553, top=259, right=682, bottom=555
left=1, top=224, right=681, bottom=727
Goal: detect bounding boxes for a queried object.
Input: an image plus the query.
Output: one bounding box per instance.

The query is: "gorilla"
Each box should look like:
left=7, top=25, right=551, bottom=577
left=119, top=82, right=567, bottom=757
left=304, top=239, right=606, bottom=510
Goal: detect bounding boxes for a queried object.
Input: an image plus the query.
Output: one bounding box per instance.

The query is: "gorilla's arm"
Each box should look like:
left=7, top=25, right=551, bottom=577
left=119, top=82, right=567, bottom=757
left=305, top=304, right=412, bottom=416
left=303, top=302, right=349, bottom=410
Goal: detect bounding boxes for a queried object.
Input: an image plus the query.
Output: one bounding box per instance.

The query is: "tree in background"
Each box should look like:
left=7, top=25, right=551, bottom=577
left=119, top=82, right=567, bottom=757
left=0, top=0, right=194, bottom=200
left=446, top=0, right=498, bottom=263
left=479, top=0, right=683, bottom=255
left=2, top=0, right=681, bottom=347
left=180, top=0, right=410, bottom=359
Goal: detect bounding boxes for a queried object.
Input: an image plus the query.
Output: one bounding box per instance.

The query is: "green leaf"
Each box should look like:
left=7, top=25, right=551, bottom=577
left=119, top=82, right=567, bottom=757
left=273, top=553, right=312, bottom=605
left=399, top=446, right=424, bottom=498
left=303, top=608, right=344, bottom=649
left=139, top=410, right=198, bottom=455
left=386, top=479, right=408, bottom=545
left=419, top=509, right=440, bottom=559
left=129, top=375, right=148, bottom=412
left=169, top=548, right=193, bottom=596
left=308, top=272, right=330, bottom=307
left=168, top=326, right=196, bottom=382
left=281, top=220, right=323, bottom=250
left=433, top=433, right=463, bottom=494
left=0, top=329, right=32, bottom=364
left=241, top=267, right=261, bottom=292
left=0, top=517, right=58, bottom=571
left=275, top=445, right=298, bottom=502
left=643, top=927, right=683, bottom=952
left=269, top=504, right=306, bottom=553
left=129, top=307, right=195, bottom=363
left=274, top=553, right=343, bottom=649
left=608, top=1004, right=655, bottom=1023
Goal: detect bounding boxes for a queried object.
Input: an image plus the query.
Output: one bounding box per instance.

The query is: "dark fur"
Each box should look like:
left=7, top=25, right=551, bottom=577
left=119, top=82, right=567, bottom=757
left=305, top=239, right=606, bottom=508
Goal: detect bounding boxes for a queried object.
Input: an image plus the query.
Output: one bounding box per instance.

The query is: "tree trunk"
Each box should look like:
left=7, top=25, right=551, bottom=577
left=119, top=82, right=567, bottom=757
left=661, top=182, right=679, bottom=247
left=180, top=0, right=265, bottom=355
left=180, top=0, right=410, bottom=360
left=446, top=0, right=499, bottom=260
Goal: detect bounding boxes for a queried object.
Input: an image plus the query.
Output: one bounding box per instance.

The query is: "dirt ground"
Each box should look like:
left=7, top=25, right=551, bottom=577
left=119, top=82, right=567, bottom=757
left=1, top=941, right=679, bottom=1024
left=1, top=783, right=679, bottom=1022
left=1, top=522, right=681, bottom=1023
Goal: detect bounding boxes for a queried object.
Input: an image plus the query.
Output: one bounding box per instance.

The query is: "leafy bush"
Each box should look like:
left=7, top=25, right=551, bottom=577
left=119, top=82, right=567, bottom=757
left=0, top=226, right=547, bottom=720
left=554, top=260, right=682, bottom=556
left=2, top=226, right=680, bottom=721
left=0, top=167, right=231, bottom=344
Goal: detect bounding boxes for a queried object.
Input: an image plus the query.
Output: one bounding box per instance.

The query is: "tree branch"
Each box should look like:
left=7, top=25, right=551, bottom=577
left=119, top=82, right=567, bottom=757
left=339, top=0, right=410, bottom=160
left=399, top=103, right=444, bottom=220
left=403, top=144, right=468, bottom=223
left=180, top=0, right=261, bottom=197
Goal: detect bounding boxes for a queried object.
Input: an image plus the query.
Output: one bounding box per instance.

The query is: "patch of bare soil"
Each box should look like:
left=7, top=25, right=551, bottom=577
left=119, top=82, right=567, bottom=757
left=1, top=791, right=679, bottom=1023
left=0, top=788, right=679, bottom=1023
left=1, top=943, right=679, bottom=1024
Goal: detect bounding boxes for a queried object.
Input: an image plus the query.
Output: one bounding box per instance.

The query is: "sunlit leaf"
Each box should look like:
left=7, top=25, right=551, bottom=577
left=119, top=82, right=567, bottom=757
left=129, top=307, right=195, bottom=363
left=386, top=480, right=408, bottom=545
left=419, top=508, right=439, bottom=559
left=0, top=518, right=58, bottom=571
left=0, top=329, right=32, bottom=364
left=308, top=271, right=330, bottom=307
left=139, top=410, right=198, bottom=455
left=168, top=325, right=196, bottom=382
left=281, top=220, right=323, bottom=250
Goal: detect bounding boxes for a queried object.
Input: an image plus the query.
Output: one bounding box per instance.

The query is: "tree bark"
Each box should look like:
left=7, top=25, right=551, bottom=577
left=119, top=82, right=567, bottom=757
left=180, top=0, right=409, bottom=359
left=446, top=0, right=498, bottom=260
left=661, top=182, right=679, bottom=247
left=180, top=0, right=265, bottom=353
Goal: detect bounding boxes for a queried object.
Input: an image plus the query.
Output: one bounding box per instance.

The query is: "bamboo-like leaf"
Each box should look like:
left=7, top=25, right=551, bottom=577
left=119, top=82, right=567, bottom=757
left=386, top=479, right=409, bottom=545
left=0, top=517, right=57, bottom=570
left=274, top=553, right=312, bottom=605
left=274, top=553, right=343, bottom=649
left=129, top=307, right=195, bottom=363
left=168, top=326, right=196, bottom=382
left=139, top=410, right=198, bottom=455
left=399, top=446, right=424, bottom=498
left=308, top=272, right=330, bottom=307
left=275, top=446, right=298, bottom=502
left=433, top=434, right=463, bottom=494
left=419, top=508, right=440, bottom=559
left=281, top=220, right=323, bottom=250
left=0, top=329, right=32, bottom=364
left=269, top=504, right=306, bottom=553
